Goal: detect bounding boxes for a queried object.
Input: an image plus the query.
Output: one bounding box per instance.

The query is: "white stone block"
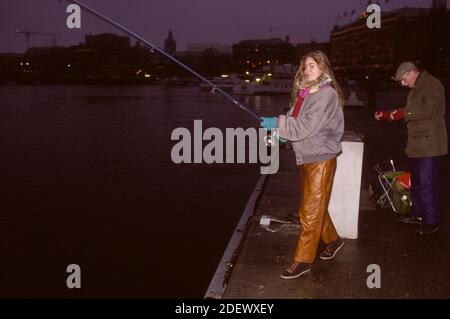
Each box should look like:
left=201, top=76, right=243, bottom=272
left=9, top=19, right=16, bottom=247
left=328, top=131, right=364, bottom=239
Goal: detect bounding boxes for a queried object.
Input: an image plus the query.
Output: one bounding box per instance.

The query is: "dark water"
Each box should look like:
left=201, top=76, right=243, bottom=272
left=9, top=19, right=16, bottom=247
left=0, top=85, right=288, bottom=298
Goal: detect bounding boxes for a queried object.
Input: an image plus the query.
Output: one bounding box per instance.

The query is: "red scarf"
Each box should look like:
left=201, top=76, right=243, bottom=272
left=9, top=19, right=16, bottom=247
left=290, top=94, right=305, bottom=118
left=290, top=84, right=330, bottom=118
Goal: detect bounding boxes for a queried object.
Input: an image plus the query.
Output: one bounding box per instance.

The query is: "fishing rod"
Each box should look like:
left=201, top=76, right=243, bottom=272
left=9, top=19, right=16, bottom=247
left=60, top=0, right=261, bottom=121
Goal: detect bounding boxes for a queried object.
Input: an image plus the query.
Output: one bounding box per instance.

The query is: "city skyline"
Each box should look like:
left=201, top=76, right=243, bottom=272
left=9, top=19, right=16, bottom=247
left=1, top=0, right=447, bottom=54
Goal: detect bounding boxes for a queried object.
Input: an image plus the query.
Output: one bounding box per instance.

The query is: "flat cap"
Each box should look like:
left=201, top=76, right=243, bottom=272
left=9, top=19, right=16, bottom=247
left=394, top=62, right=417, bottom=81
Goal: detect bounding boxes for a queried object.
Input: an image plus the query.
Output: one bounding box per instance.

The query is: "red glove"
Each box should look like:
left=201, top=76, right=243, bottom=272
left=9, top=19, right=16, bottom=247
left=374, top=111, right=390, bottom=121
left=389, top=108, right=405, bottom=121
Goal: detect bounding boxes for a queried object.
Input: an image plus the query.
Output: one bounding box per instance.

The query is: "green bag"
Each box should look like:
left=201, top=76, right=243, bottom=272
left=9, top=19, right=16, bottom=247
left=393, top=190, right=412, bottom=215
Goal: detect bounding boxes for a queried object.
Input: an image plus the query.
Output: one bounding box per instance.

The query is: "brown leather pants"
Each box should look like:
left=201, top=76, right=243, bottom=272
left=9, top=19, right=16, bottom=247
left=293, top=158, right=339, bottom=263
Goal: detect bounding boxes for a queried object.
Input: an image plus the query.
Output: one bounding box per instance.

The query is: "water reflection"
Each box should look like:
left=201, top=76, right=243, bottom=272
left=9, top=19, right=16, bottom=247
left=0, top=85, right=287, bottom=298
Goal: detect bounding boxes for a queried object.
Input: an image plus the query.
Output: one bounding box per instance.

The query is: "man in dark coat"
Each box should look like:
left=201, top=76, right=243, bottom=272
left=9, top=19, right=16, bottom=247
left=375, top=61, right=448, bottom=235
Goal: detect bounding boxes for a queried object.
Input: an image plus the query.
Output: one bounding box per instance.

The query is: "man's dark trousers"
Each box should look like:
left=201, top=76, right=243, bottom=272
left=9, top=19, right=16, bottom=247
left=410, top=156, right=441, bottom=226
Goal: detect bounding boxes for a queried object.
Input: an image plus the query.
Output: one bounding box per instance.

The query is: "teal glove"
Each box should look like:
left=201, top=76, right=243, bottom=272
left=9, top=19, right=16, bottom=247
left=260, top=117, right=278, bottom=129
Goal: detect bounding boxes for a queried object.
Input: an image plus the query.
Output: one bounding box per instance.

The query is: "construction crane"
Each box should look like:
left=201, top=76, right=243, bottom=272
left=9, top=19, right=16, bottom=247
left=14, top=29, right=61, bottom=49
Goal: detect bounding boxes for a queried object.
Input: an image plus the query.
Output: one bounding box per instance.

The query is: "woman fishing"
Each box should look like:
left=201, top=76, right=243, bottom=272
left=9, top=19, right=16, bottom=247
left=260, top=50, right=345, bottom=279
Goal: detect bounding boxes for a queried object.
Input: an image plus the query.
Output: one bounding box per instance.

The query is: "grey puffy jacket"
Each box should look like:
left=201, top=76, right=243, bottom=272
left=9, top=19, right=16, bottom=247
left=277, top=86, right=344, bottom=165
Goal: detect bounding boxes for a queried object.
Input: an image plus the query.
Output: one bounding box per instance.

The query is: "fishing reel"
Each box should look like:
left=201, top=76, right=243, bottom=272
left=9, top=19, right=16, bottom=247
left=263, top=130, right=278, bottom=147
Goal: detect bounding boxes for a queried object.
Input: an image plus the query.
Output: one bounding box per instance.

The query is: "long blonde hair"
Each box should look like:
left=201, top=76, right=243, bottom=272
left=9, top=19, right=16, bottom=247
left=290, top=50, right=344, bottom=108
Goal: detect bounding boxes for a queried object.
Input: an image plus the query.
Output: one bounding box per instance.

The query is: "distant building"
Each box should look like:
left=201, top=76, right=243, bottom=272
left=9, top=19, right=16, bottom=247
left=0, top=53, right=21, bottom=83
left=1, top=32, right=159, bottom=84
left=232, top=37, right=296, bottom=72
left=186, top=43, right=232, bottom=54
left=164, top=30, right=177, bottom=54
left=296, top=41, right=330, bottom=60
left=84, top=33, right=130, bottom=49
left=329, top=3, right=450, bottom=83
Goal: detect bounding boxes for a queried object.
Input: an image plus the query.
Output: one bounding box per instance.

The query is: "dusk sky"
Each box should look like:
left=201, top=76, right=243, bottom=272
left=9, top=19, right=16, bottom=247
left=1, top=0, right=447, bottom=53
